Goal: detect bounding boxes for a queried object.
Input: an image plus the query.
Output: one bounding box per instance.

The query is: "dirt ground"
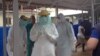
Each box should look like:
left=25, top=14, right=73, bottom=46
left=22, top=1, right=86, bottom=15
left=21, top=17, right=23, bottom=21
left=72, top=47, right=92, bottom=56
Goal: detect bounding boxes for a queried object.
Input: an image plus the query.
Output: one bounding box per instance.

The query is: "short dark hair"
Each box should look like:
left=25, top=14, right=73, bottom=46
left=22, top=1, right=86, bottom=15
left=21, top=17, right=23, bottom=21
left=31, top=15, right=35, bottom=19
left=20, top=15, right=25, bottom=19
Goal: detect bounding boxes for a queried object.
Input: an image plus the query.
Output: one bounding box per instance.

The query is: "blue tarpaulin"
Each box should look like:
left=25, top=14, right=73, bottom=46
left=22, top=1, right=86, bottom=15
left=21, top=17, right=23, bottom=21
left=0, top=27, right=10, bottom=56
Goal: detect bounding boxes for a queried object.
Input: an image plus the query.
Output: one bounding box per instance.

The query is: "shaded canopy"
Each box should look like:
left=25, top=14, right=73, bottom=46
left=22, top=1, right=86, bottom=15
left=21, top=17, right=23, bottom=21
left=0, top=0, right=100, bottom=11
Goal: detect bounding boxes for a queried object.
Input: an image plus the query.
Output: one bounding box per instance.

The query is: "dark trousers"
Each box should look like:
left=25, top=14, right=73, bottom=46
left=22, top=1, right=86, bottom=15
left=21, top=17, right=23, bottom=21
left=75, top=43, right=85, bottom=52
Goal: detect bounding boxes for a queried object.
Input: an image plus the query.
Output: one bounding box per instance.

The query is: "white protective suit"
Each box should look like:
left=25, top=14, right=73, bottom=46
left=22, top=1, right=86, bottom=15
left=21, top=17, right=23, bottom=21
left=30, top=16, right=59, bottom=56
left=6, top=19, right=28, bottom=56
left=56, top=13, right=77, bottom=56
left=77, top=26, right=85, bottom=43
left=6, top=27, right=13, bottom=56
left=77, top=26, right=85, bottom=39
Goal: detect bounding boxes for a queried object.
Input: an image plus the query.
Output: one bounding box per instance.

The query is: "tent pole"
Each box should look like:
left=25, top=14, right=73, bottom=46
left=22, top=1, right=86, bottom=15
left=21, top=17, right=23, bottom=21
left=82, top=10, right=84, bottom=19
left=2, top=0, right=7, bottom=56
left=13, top=0, right=20, bottom=56
left=91, top=0, right=95, bottom=27
left=55, top=6, right=58, bottom=17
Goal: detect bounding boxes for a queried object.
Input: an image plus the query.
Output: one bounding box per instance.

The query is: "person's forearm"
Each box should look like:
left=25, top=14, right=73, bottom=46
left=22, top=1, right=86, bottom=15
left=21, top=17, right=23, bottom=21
left=85, top=38, right=99, bottom=51
left=85, top=44, right=94, bottom=52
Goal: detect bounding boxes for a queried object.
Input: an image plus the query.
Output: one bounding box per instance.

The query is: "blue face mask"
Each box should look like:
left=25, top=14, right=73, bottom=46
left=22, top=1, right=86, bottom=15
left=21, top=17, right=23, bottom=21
left=19, top=19, right=30, bottom=28
left=38, top=16, right=52, bottom=25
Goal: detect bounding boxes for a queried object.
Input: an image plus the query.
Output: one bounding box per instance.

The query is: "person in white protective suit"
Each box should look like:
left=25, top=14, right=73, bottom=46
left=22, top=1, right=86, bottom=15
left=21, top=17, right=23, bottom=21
left=56, top=13, right=77, bottom=56
left=75, top=25, right=86, bottom=52
left=30, top=10, right=59, bottom=56
left=6, top=27, right=14, bottom=56
left=6, top=15, right=29, bottom=56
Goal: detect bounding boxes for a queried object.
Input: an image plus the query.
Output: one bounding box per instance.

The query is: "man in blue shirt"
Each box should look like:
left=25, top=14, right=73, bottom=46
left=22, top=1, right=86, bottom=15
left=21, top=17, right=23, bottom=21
left=80, top=19, right=92, bottom=40
left=86, top=23, right=100, bottom=56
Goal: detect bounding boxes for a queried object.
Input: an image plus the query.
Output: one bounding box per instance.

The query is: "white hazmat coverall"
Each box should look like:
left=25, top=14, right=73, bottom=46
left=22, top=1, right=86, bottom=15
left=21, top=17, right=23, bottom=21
left=6, top=27, right=13, bottom=56
left=30, top=23, right=59, bottom=56
left=6, top=19, right=29, bottom=56
left=56, top=14, right=76, bottom=56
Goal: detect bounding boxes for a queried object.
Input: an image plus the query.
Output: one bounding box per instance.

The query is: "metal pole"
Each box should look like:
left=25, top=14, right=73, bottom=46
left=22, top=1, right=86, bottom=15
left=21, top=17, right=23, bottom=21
left=55, top=6, right=58, bottom=17
left=82, top=10, right=84, bottom=19
left=13, top=0, right=20, bottom=56
left=6, top=3, right=10, bottom=26
left=13, top=0, right=26, bottom=55
left=2, top=0, right=7, bottom=56
left=91, top=0, right=95, bottom=27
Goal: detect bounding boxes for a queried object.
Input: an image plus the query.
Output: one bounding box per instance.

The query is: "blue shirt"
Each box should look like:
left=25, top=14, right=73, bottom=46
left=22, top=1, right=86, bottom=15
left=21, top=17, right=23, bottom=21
left=90, top=29, right=100, bottom=56
left=91, top=29, right=99, bottom=39
left=73, top=24, right=79, bottom=38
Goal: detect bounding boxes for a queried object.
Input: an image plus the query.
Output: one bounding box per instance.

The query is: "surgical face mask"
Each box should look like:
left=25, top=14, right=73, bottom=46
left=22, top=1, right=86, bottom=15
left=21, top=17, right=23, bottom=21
left=38, top=16, right=52, bottom=25
left=19, top=19, right=30, bottom=28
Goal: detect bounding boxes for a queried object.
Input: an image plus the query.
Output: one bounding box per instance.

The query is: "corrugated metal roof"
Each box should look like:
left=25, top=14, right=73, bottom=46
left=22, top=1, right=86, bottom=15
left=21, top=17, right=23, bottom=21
left=0, top=0, right=100, bottom=10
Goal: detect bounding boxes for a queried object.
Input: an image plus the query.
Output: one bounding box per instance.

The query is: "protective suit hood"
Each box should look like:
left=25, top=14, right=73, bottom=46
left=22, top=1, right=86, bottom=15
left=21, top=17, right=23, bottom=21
left=19, top=19, right=30, bottom=28
left=57, top=13, right=66, bottom=22
left=38, top=16, right=52, bottom=25
left=56, top=13, right=77, bottom=56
